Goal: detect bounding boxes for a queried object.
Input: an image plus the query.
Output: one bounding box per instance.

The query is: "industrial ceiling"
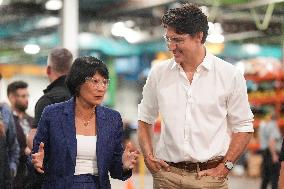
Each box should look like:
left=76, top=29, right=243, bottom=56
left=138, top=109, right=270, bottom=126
left=0, top=0, right=283, bottom=64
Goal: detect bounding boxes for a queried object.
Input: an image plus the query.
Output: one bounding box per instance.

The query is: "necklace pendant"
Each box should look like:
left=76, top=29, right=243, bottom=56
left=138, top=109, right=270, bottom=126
left=83, top=122, right=89, bottom=127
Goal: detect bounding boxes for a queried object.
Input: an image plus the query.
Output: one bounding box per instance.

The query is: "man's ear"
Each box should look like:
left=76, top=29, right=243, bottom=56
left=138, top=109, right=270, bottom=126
left=8, top=93, right=15, bottom=104
left=196, top=32, right=204, bottom=42
left=46, top=65, right=51, bottom=75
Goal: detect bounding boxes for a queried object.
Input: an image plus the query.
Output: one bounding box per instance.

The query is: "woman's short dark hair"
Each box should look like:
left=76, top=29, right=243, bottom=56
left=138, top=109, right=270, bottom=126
left=161, top=3, right=209, bottom=44
left=65, top=56, right=109, bottom=96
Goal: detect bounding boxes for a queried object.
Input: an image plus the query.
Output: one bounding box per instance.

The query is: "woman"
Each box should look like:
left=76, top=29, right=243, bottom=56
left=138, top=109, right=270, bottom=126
left=31, top=56, right=139, bottom=189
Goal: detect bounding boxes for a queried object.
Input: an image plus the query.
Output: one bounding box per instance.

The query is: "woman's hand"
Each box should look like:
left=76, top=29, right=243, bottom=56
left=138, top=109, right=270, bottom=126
left=122, top=143, right=140, bottom=171
left=31, top=142, right=45, bottom=173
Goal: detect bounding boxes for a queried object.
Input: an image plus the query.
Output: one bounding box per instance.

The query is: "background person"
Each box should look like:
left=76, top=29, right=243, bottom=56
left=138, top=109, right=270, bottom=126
left=28, top=47, right=73, bottom=146
left=259, top=112, right=281, bottom=189
left=7, top=81, right=34, bottom=189
left=27, top=47, right=73, bottom=189
left=0, top=73, right=20, bottom=189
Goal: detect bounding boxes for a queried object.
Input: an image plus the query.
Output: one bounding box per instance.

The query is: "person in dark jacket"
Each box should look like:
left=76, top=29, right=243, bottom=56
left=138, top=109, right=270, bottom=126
left=31, top=56, right=140, bottom=189
left=27, top=47, right=73, bottom=189
left=7, top=80, right=34, bottom=189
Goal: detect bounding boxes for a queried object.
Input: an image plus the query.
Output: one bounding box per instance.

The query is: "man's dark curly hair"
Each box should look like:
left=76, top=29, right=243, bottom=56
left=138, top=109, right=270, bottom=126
left=65, top=56, right=109, bottom=97
left=162, top=3, right=209, bottom=44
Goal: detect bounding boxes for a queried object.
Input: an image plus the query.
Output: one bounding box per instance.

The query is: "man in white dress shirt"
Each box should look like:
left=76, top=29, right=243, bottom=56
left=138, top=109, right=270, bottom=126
left=137, top=3, right=254, bottom=189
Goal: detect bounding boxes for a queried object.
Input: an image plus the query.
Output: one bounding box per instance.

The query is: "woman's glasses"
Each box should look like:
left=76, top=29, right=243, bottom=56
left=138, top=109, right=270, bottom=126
left=85, top=77, right=110, bottom=89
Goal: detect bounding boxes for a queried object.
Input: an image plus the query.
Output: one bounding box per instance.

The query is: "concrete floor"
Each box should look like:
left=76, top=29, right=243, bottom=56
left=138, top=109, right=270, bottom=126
left=111, top=174, right=263, bottom=189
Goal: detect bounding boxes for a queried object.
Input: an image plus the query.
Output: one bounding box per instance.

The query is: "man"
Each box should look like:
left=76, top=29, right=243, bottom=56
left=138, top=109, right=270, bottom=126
left=7, top=81, right=34, bottom=189
left=0, top=73, right=20, bottom=189
left=137, top=4, right=254, bottom=189
left=28, top=47, right=73, bottom=144
left=258, top=112, right=281, bottom=189
left=278, top=139, right=284, bottom=189
left=27, top=47, right=73, bottom=189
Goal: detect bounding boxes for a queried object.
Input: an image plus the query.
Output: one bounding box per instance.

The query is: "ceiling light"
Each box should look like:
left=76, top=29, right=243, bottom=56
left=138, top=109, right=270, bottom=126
left=24, top=44, right=40, bottom=54
left=111, top=22, right=127, bottom=37
left=36, top=16, right=60, bottom=28
left=0, top=0, right=3, bottom=6
left=200, top=6, right=209, bottom=17
left=242, top=44, right=260, bottom=55
left=207, top=34, right=224, bottom=44
left=45, top=0, right=62, bottom=11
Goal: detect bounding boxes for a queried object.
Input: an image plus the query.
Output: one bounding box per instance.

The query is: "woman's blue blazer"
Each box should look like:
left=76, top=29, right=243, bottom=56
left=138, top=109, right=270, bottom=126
left=32, top=98, right=131, bottom=189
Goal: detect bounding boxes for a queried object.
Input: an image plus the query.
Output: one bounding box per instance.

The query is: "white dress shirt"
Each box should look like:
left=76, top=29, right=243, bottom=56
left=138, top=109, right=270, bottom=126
left=138, top=51, right=254, bottom=163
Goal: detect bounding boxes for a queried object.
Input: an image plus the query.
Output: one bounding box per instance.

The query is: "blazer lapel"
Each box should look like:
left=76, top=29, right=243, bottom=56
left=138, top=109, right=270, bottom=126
left=95, top=106, right=107, bottom=175
left=61, top=98, right=77, bottom=165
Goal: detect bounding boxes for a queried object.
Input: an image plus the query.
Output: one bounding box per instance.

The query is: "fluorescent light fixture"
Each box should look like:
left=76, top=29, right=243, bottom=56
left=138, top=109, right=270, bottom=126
left=207, top=33, right=224, bottom=44
left=242, top=44, right=260, bottom=55
left=200, top=6, right=209, bottom=17
left=207, top=22, right=224, bottom=43
left=0, top=0, right=3, bottom=6
left=45, top=0, right=62, bottom=11
left=124, top=30, right=144, bottom=43
left=111, top=22, right=127, bottom=37
left=36, top=16, right=60, bottom=28
left=24, top=44, right=40, bottom=54
left=111, top=21, right=145, bottom=43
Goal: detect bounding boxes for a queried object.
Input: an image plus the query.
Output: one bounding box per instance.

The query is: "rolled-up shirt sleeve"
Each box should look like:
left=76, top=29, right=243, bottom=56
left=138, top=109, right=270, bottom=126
left=227, top=71, right=254, bottom=133
left=138, top=67, right=159, bottom=125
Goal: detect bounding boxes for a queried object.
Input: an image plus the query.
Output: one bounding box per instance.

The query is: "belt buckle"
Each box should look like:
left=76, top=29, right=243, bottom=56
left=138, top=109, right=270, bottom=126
left=184, top=162, right=188, bottom=170
left=196, top=162, right=200, bottom=172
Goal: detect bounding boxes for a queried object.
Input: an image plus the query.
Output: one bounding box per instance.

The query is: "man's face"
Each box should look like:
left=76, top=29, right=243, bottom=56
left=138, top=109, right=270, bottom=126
left=164, top=26, right=202, bottom=65
left=12, top=88, right=29, bottom=112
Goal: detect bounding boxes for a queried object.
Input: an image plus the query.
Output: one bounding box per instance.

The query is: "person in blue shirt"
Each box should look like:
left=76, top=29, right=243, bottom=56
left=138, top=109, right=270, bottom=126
left=0, top=73, right=20, bottom=189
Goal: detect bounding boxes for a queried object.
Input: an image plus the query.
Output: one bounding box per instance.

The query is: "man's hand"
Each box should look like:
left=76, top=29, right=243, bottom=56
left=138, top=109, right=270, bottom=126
left=144, top=153, right=170, bottom=174
left=122, top=142, right=140, bottom=170
left=197, top=163, right=229, bottom=180
left=31, top=142, right=45, bottom=174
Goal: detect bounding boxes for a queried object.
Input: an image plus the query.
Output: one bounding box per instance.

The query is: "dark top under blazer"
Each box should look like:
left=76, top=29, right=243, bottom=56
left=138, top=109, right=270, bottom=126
left=32, top=98, right=131, bottom=189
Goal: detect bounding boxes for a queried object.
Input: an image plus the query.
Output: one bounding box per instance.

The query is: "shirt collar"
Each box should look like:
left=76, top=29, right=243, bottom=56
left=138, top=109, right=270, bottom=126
left=169, top=49, right=213, bottom=72
left=170, top=58, right=178, bottom=70
left=197, top=49, right=213, bottom=72
left=44, top=75, right=67, bottom=94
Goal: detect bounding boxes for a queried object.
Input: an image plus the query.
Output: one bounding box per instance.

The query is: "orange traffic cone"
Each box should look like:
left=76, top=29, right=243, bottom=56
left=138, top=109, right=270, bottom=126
left=125, top=178, right=135, bottom=189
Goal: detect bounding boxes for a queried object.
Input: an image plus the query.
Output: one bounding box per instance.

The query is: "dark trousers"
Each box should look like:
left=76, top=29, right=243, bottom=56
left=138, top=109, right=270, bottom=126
left=260, top=149, right=280, bottom=189
left=0, top=137, right=12, bottom=189
left=13, top=155, right=31, bottom=189
left=71, top=174, right=100, bottom=189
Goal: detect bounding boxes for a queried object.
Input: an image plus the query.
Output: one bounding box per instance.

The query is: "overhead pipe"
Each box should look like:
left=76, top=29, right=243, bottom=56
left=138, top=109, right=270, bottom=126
left=250, top=3, right=275, bottom=30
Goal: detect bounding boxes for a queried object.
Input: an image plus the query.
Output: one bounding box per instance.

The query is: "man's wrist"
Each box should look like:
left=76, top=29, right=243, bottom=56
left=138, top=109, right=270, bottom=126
left=144, top=153, right=153, bottom=159
left=223, top=160, right=234, bottom=171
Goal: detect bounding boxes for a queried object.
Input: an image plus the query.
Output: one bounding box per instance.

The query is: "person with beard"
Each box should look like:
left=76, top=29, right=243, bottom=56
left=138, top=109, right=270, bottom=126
left=7, top=81, right=34, bottom=189
left=138, top=4, right=254, bottom=189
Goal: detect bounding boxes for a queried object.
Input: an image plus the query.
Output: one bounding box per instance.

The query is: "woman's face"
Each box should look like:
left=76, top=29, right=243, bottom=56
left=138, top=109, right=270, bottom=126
left=78, top=72, right=109, bottom=106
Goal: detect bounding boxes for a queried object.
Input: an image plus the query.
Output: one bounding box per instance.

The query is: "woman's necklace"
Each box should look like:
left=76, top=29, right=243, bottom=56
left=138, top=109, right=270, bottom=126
left=76, top=108, right=95, bottom=127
